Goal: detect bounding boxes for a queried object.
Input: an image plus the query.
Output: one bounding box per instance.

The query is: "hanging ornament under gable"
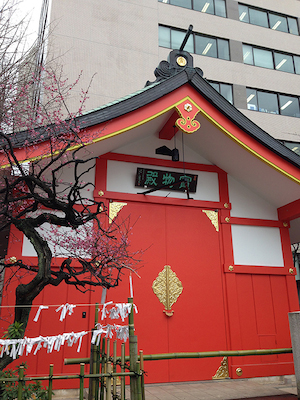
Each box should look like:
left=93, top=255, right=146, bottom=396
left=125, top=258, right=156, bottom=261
left=175, top=99, right=201, bottom=134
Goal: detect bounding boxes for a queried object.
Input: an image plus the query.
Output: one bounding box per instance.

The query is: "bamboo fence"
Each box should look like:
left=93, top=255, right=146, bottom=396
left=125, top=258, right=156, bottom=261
left=0, top=296, right=293, bottom=400
left=1, top=298, right=145, bottom=400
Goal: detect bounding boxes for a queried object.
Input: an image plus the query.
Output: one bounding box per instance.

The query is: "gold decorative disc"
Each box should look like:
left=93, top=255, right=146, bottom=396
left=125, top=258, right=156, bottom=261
left=176, top=56, right=187, bottom=66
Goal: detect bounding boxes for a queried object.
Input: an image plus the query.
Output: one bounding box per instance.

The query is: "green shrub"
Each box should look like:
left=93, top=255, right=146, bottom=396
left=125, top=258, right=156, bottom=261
left=0, top=363, right=49, bottom=400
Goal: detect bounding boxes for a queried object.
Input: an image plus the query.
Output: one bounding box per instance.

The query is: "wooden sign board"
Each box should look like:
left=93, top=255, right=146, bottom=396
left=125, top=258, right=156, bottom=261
left=135, top=167, right=198, bottom=193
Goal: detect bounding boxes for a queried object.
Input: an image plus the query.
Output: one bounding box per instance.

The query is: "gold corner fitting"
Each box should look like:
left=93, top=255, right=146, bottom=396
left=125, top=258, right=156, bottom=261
left=212, top=357, right=229, bottom=380
left=152, top=265, right=183, bottom=317
left=109, top=202, right=127, bottom=224
left=289, top=268, right=294, bottom=274
left=228, top=266, right=234, bottom=272
left=202, top=210, right=219, bottom=232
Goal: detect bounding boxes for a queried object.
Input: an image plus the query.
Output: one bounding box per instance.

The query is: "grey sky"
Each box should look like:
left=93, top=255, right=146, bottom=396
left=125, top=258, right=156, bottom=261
left=16, top=0, right=43, bottom=47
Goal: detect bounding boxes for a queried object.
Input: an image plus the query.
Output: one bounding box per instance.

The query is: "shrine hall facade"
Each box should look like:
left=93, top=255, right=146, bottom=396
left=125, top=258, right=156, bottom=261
left=2, top=47, right=300, bottom=385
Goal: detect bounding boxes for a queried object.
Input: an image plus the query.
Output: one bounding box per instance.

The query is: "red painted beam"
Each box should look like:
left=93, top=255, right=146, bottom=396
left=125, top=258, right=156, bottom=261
left=158, top=111, right=178, bottom=140
left=278, top=198, right=300, bottom=221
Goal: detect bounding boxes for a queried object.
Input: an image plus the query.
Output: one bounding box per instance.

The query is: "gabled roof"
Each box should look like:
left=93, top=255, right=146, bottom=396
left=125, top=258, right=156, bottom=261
left=74, top=51, right=300, bottom=169
left=8, top=48, right=300, bottom=243
left=11, top=50, right=300, bottom=170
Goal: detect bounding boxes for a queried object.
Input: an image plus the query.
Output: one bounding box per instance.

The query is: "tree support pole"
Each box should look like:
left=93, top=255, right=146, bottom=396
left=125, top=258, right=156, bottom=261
left=89, top=303, right=99, bottom=400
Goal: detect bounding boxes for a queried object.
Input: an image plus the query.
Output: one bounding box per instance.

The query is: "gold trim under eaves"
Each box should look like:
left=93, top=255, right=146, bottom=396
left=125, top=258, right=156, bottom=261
left=6, top=95, right=300, bottom=186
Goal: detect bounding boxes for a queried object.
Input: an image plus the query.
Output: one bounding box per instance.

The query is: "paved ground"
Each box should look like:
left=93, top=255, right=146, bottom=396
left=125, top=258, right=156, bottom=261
left=53, top=375, right=297, bottom=399
left=142, top=375, right=297, bottom=400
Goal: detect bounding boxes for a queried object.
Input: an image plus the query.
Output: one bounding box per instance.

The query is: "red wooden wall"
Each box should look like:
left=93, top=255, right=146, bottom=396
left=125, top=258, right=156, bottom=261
left=1, top=153, right=298, bottom=386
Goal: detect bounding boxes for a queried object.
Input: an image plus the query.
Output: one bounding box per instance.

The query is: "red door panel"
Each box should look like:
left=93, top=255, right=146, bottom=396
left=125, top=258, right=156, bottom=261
left=111, top=201, right=228, bottom=382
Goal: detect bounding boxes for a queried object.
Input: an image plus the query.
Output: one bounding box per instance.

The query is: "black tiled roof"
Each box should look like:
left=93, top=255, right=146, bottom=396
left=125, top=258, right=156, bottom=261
left=8, top=55, right=300, bottom=169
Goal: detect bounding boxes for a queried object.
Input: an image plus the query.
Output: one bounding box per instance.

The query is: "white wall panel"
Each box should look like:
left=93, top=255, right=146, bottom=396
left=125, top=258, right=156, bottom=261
left=228, top=175, right=278, bottom=220
left=107, top=160, right=219, bottom=201
left=114, top=134, right=211, bottom=164
left=231, top=225, right=284, bottom=266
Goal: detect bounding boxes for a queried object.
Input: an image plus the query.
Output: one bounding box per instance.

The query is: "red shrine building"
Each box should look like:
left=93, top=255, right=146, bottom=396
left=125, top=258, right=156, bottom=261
left=1, top=47, right=300, bottom=384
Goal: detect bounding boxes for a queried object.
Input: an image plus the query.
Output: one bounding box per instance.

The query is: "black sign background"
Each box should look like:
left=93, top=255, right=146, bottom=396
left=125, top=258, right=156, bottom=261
left=135, top=167, right=198, bottom=193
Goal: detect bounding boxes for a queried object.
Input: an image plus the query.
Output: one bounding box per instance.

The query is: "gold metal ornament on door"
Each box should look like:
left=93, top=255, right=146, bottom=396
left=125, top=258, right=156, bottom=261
left=152, top=265, right=183, bottom=316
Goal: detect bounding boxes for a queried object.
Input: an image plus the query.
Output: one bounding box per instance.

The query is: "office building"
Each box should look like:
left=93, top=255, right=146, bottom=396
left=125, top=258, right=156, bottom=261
left=42, top=0, right=300, bottom=154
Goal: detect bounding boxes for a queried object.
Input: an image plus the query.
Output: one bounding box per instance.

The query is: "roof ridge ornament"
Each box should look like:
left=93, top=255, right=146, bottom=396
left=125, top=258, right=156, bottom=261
left=145, top=25, right=203, bottom=86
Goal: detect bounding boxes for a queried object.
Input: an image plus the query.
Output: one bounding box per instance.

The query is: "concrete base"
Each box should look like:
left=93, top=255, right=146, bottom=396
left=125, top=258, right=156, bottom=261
left=52, top=388, right=88, bottom=400
left=289, top=312, right=300, bottom=399
left=51, top=376, right=296, bottom=399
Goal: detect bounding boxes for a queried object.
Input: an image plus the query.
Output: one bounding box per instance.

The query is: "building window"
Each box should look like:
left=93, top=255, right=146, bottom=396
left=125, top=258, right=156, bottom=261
left=274, top=53, right=294, bottom=73
left=253, top=48, right=273, bottom=69
left=247, top=88, right=300, bottom=118
left=195, top=35, right=217, bottom=58
left=158, top=0, right=226, bottom=17
left=243, top=44, right=300, bottom=75
left=282, top=141, right=300, bottom=156
left=239, top=4, right=299, bottom=35
left=208, top=81, right=233, bottom=104
left=159, top=25, right=230, bottom=61
left=279, top=95, right=300, bottom=118
left=170, top=29, right=194, bottom=52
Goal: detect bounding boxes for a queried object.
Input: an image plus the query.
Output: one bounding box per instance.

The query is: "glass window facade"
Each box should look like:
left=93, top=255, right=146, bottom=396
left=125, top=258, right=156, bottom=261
left=247, top=88, right=300, bottom=119
left=195, top=35, right=217, bottom=58
left=257, top=91, right=278, bottom=114
left=238, top=4, right=299, bottom=35
left=249, top=8, right=268, bottom=28
left=158, top=25, right=171, bottom=48
left=282, top=141, right=300, bottom=156
left=194, top=0, right=214, bottom=14
left=279, top=95, right=300, bottom=118
left=246, top=89, right=258, bottom=111
left=243, top=44, right=300, bottom=75
left=158, top=0, right=226, bottom=17
left=159, top=26, right=230, bottom=61
left=208, top=81, right=233, bottom=104
left=170, top=0, right=192, bottom=9
left=288, top=18, right=299, bottom=35
left=171, top=29, right=194, bottom=52
left=214, top=0, right=226, bottom=18
left=217, top=38, right=230, bottom=60
left=269, top=13, right=288, bottom=32
left=253, top=48, right=273, bottom=69
left=294, top=56, right=300, bottom=75
left=243, top=45, right=253, bottom=65
left=274, top=53, right=294, bottom=73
